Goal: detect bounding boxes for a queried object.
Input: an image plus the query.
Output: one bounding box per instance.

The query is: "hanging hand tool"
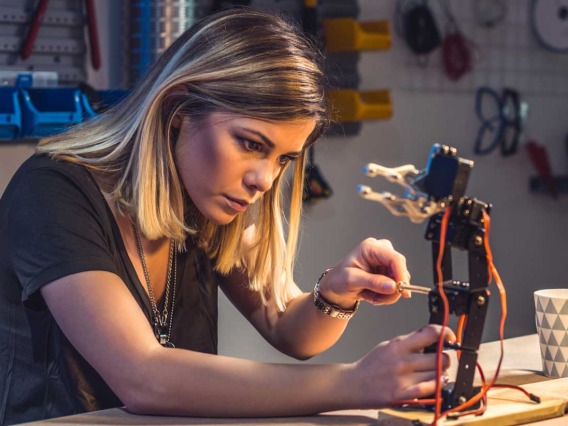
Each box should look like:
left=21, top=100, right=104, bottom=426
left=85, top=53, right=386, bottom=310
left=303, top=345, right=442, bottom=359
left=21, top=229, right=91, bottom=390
left=84, top=0, right=101, bottom=70
left=20, top=0, right=50, bottom=60
left=526, top=140, right=558, bottom=198
left=20, top=0, right=101, bottom=70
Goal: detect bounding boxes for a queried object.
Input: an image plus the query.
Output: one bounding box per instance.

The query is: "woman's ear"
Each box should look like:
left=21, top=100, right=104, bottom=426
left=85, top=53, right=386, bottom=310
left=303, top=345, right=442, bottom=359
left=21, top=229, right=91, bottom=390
left=171, top=113, right=183, bottom=129
left=163, top=85, right=187, bottom=128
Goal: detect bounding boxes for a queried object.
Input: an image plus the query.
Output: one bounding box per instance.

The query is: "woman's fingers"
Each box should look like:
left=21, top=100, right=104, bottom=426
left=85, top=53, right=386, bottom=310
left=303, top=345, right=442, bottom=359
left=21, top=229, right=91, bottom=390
left=401, top=324, right=457, bottom=353
left=404, top=351, right=451, bottom=372
left=359, top=238, right=411, bottom=283
left=354, top=324, right=456, bottom=408
left=399, top=371, right=451, bottom=401
left=320, top=238, right=412, bottom=307
left=358, top=288, right=400, bottom=305
left=346, top=267, right=398, bottom=294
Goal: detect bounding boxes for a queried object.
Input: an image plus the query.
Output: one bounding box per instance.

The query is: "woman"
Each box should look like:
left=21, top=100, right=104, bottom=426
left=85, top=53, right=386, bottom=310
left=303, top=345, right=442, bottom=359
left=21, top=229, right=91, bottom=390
left=0, top=8, right=453, bottom=424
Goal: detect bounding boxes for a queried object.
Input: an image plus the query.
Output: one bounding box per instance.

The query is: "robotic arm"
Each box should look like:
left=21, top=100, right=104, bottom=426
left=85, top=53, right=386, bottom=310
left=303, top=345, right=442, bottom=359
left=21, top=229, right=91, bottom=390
left=359, top=144, right=493, bottom=412
left=358, top=145, right=473, bottom=223
left=358, top=162, right=443, bottom=223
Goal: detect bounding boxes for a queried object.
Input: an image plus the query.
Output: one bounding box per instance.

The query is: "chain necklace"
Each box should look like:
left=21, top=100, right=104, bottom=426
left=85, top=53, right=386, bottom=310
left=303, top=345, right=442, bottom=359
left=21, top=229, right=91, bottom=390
left=134, top=224, right=177, bottom=348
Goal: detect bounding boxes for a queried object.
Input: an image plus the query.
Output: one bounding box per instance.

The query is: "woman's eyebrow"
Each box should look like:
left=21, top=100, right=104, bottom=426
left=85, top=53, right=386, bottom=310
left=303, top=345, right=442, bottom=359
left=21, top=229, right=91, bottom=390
left=241, top=127, right=303, bottom=156
left=241, top=127, right=275, bottom=148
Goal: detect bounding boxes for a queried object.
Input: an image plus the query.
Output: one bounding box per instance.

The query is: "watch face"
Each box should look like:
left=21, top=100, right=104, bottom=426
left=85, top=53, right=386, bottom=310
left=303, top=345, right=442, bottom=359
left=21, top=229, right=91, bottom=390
left=531, top=0, right=568, bottom=52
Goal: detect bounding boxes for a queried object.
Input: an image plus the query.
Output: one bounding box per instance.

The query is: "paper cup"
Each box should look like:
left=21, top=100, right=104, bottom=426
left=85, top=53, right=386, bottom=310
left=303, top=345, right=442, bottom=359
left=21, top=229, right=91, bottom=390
left=534, top=289, right=568, bottom=378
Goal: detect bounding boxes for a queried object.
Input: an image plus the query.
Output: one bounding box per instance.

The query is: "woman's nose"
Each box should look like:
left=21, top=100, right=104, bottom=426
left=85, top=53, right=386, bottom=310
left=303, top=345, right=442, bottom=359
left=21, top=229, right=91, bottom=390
left=244, top=160, right=279, bottom=193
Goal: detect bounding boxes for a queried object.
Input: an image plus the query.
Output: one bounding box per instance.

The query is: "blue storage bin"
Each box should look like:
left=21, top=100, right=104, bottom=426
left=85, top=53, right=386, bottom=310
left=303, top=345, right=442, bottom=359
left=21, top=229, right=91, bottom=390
left=0, top=87, right=22, bottom=139
left=20, top=88, right=83, bottom=137
left=81, top=89, right=130, bottom=118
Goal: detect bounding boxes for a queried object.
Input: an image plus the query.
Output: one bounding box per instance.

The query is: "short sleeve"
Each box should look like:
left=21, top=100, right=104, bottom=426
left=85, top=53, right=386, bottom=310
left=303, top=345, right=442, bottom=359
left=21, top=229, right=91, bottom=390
left=6, top=164, right=119, bottom=303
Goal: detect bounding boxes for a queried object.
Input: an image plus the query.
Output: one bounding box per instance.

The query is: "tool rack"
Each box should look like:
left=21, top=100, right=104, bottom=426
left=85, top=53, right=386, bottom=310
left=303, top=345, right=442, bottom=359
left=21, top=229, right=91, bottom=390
left=0, top=0, right=87, bottom=85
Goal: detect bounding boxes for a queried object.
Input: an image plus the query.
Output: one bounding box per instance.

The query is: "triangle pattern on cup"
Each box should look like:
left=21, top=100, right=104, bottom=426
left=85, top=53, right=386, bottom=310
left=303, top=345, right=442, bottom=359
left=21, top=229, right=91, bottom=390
left=544, top=346, right=555, bottom=361
left=541, top=314, right=552, bottom=330
left=552, top=317, right=566, bottom=331
left=544, top=299, right=557, bottom=314
left=545, top=314, right=557, bottom=328
left=551, top=298, right=567, bottom=316
left=536, top=311, right=544, bottom=327
left=560, top=315, right=568, bottom=330
left=554, top=362, right=568, bottom=377
left=535, top=297, right=545, bottom=313
left=536, top=293, right=568, bottom=378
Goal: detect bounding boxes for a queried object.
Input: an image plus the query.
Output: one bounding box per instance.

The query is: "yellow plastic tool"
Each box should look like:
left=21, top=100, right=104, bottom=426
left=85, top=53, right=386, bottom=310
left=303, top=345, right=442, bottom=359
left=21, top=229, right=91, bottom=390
left=323, top=18, right=391, bottom=52
left=329, top=89, right=392, bottom=122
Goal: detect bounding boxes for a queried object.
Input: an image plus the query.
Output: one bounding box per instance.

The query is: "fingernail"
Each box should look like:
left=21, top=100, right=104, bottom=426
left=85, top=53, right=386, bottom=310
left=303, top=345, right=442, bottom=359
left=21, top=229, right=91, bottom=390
left=383, top=281, right=395, bottom=292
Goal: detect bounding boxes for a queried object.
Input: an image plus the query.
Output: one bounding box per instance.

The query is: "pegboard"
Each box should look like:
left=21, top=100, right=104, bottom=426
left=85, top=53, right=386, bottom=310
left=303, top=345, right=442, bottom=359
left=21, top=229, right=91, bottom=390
left=395, top=0, right=568, bottom=96
left=125, top=0, right=361, bottom=86
left=0, top=0, right=87, bottom=85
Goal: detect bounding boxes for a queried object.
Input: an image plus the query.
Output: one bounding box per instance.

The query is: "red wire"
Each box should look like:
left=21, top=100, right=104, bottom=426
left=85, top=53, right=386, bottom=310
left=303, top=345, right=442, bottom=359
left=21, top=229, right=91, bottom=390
left=432, top=207, right=453, bottom=425
left=390, top=207, right=536, bottom=424
left=436, top=211, right=514, bottom=421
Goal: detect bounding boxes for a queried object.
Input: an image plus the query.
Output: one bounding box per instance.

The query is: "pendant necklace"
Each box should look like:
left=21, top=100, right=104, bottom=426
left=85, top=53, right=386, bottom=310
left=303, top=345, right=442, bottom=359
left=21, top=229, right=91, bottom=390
left=134, top=224, right=177, bottom=348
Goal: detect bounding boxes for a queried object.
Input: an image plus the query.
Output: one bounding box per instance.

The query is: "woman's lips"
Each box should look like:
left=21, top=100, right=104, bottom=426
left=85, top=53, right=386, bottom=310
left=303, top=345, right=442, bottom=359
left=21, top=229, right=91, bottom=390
left=225, top=196, right=249, bottom=213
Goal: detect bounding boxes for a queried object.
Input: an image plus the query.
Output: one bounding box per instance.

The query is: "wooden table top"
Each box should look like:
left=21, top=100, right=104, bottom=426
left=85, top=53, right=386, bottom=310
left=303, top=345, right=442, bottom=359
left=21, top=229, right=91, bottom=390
left=25, top=334, right=567, bottom=426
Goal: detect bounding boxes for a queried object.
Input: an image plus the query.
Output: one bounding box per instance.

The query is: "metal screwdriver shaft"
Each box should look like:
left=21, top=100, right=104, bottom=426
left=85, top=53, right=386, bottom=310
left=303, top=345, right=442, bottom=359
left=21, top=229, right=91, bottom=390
left=396, top=282, right=432, bottom=295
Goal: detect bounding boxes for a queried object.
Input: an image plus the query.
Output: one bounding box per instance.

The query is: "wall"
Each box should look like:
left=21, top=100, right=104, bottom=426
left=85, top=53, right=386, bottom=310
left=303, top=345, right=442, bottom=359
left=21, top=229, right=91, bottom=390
left=1, top=0, right=567, bottom=367
left=217, top=0, right=568, bottom=364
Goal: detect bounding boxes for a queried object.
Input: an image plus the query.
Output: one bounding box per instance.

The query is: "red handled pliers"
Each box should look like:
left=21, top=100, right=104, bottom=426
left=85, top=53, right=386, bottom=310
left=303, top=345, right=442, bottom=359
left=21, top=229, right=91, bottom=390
left=20, top=0, right=101, bottom=70
left=526, top=140, right=558, bottom=198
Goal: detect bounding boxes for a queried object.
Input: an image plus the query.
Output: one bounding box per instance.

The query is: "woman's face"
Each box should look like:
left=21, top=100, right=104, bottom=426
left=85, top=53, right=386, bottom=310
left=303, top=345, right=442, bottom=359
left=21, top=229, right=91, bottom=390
left=175, top=112, right=316, bottom=225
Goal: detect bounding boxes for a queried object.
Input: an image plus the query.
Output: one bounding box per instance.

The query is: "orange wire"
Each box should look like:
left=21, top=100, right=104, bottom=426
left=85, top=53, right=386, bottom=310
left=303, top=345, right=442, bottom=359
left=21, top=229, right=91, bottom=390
left=456, top=314, right=467, bottom=359
left=436, top=210, right=511, bottom=420
left=481, top=211, right=507, bottom=389
left=431, top=207, right=453, bottom=425
left=391, top=207, right=521, bottom=425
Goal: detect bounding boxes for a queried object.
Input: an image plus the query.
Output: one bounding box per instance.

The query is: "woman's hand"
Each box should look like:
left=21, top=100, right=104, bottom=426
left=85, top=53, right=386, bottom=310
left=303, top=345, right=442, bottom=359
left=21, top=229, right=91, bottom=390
left=349, top=324, right=455, bottom=408
left=318, top=238, right=411, bottom=308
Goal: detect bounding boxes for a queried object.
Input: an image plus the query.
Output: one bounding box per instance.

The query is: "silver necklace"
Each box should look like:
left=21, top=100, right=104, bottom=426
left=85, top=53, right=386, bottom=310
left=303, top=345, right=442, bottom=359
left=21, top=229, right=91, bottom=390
left=134, top=224, right=177, bottom=348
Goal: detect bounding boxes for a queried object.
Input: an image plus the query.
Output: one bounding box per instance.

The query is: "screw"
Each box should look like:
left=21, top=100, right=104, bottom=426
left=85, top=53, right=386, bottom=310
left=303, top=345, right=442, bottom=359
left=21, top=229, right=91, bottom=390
left=477, top=295, right=486, bottom=306
left=459, top=396, right=467, bottom=405
left=474, top=235, right=483, bottom=246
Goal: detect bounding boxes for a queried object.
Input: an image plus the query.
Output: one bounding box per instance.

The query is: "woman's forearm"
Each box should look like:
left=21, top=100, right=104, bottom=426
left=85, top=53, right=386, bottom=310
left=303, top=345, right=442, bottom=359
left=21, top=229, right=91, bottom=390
left=126, top=348, right=355, bottom=417
left=269, top=292, right=352, bottom=359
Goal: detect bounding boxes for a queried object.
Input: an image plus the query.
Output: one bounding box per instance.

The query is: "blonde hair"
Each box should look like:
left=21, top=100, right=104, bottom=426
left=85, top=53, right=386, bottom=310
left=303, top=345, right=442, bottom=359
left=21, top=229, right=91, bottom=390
left=38, top=8, right=329, bottom=310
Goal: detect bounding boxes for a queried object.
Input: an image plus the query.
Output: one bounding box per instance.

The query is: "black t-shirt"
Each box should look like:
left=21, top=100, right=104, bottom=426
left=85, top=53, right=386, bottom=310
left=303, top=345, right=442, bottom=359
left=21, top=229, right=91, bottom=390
left=0, top=154, right=218, bottom=425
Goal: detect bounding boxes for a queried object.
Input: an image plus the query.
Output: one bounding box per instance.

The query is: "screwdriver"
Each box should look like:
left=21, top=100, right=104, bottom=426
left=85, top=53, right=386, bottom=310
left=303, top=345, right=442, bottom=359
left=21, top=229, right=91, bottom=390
left=396, top=281, right=432, bottom=295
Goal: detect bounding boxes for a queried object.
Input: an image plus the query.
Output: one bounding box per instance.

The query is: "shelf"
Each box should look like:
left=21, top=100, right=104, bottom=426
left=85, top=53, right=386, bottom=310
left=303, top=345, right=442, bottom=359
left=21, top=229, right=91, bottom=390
left=0, top=2, right=87, bottom=86
left=0, top=82, right=129, bottom=140
left=20, top=88, right=83, bottom=138
left=323, top=18, right=391, bottom=52
left=0, top=87, right=21, bottom=139
left=329, top=89, right=392, bottom=122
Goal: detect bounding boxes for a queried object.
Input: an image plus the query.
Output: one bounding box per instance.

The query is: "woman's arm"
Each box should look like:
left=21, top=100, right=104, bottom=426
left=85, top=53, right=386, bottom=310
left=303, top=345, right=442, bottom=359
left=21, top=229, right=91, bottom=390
left=219, top=271, right=350, bottom=360
left=41, top=270, right=452, bottom=417
left=220, top=238, right=412, bottom=359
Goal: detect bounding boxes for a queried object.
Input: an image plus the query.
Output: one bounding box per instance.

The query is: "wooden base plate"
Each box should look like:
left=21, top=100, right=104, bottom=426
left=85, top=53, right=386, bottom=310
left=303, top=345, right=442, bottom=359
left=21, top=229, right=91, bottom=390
left=377, top=378, right=568, bottom=425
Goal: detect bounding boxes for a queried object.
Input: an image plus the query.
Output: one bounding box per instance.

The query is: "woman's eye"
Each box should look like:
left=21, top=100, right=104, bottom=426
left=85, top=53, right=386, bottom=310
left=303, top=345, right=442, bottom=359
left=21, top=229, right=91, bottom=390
left=241, top=138, right=262, bottom=152
left=278, top=155, right=296, bottom=166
